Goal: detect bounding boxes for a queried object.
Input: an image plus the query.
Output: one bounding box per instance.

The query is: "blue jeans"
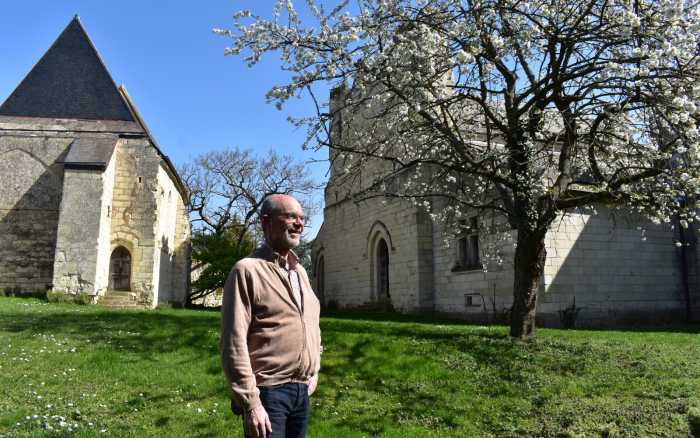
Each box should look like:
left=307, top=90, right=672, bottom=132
left=244, top=383, right=309, bottom=438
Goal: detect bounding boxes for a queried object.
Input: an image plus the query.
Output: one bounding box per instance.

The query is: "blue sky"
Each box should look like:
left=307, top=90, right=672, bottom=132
left=0, top=1, right=330, bottom=238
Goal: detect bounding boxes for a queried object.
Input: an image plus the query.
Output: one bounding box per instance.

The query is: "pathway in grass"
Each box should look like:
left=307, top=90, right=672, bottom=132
left=0, top=297, right=698, bottom=437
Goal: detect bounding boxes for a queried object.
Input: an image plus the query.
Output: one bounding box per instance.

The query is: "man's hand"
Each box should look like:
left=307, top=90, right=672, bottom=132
left=245, top=405, right=272, bottom=438
left=308, top=374, right=318, bottom=396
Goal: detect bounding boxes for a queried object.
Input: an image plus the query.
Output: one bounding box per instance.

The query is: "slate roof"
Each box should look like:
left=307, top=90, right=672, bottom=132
left=0, top=16, right=134, bottom=121
left=61, top=136, right=119, bottom=169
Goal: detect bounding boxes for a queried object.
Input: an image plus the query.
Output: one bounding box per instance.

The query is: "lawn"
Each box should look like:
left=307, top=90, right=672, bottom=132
left=0, top=297, right=698, bottom=437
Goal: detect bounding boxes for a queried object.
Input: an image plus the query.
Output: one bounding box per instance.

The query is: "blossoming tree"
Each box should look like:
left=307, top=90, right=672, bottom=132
left=217, top=0, right=700, bottom=338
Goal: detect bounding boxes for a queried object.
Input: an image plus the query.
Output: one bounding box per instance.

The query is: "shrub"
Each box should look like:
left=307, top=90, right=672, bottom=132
left=22, top=288, right=48, bottom=299
left=1, top=286, right=47, bottom=299
left=599, top=423, right=621, bottom=438
left=74, top=294, right=94, bottom=305
left=689, top=406, right=700, bottom=437
left=3, top=286, right=21, bottom=297
left=559, top=297, right=581, bottom=329
left=158, top=301, right=187, bottom=310
left=46, top=291, right=93, bottom=305
left=47, top=290, right=69, bottom=303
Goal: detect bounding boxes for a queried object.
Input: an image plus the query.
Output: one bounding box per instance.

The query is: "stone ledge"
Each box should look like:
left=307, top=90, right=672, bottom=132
left=0, top=116, right=143, bottom=134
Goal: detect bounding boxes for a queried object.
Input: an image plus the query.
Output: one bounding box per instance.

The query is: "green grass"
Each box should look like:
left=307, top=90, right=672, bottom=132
left=0, top=298, right=698, bottom=437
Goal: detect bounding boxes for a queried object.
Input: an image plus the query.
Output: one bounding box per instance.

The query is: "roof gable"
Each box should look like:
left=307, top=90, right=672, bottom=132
left=0, top=16, right=134, bottom=121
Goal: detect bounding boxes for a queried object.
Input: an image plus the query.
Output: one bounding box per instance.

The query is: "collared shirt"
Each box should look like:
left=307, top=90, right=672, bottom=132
left=268, top=246, right=303, bottom=312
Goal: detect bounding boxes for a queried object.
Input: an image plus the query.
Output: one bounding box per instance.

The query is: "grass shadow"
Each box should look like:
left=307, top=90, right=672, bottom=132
left=0, top=306, right=220, bottom=362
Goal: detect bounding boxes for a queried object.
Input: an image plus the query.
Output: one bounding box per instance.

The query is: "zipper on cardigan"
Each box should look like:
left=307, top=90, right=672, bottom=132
left=276, top=263, right=308, bottom=379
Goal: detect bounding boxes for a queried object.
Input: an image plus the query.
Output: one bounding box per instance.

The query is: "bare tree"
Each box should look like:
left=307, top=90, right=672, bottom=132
left=179, top=147, right=319, bottom=303
left=180, top=147, right=318, bottom=238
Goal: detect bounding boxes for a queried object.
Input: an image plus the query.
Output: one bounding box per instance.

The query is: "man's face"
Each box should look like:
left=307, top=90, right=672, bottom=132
left=264, top=196, right=305, bottom=251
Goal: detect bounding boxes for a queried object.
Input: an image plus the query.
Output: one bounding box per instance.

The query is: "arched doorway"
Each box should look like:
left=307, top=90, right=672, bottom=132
left=109, top=246, right=131, bottom=291
left=376, top=238, right=390, bottom=301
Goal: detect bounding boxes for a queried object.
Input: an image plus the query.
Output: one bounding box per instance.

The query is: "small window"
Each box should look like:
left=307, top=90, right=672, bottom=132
left=465, top=293, right=481, bottom=307
left=458, top=217, right=480, bottom=269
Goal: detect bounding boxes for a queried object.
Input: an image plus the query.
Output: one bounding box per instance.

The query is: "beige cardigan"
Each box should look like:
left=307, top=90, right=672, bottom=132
left=220, top=245, right=322, bottom=411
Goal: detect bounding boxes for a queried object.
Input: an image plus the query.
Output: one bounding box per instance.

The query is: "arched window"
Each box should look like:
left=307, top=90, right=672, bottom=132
left=109, top=246, right=131, bottom=291
left=376, top=238, right=390, bottom=301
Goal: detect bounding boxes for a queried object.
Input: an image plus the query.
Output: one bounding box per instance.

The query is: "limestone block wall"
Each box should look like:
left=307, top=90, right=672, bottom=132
left=172, top=194, right=191, bottom=304
left=52, top=167, right=107, bottom=294
left=415, top=208, right=435, bottom=311
left=110, top=137, right=161, bottom=306
left=0, top=117, right=190, bottom=303
left=692, top=224, right=700, bottom=319
left=431, top=207, right=686, bottom=327
left=151, top=164, right=190, bottom=305
left=430, top=216, right=516, bottom=322
left=327, top=84, right=413, bottom=205
left=540, top=209, right=684, bottom=326
left=152, top=166, right=176, bottom=304
left=0, top=133, right=71, bottom=293
left=319, top=190, right=688, bottom=328
left=94, top=149, right=117, bottom=295
left=318, top=196, right=692, bottom=328
left=315, top=197, right=431, bottom=312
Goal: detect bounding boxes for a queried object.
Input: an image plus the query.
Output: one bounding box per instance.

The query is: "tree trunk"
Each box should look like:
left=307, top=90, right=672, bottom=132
left=510, top=229, right=548, bottom=339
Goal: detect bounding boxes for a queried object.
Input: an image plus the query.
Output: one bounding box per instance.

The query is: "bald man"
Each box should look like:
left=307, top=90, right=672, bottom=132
left=220, top=194, right=321, bottom=438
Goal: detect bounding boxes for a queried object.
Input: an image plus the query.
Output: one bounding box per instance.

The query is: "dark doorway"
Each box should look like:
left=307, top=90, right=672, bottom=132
left=377, top=238, right=390, bottom=300
left=109, top=246, right=131, bottom=291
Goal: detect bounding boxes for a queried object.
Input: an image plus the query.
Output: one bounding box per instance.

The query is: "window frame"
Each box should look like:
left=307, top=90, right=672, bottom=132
left=453, top=216, right=482, bottom=272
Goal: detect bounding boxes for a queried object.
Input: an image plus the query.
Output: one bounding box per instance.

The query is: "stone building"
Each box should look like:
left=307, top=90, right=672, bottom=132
left=312, top=87, right=699, bottom=328
left=0, top=17, right=190, bottom=307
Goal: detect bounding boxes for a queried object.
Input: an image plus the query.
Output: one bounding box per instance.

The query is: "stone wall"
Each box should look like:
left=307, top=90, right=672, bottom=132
left=427, top=208, right=686, bottom=327
left=316, top=183, right=692, bottom=327
left=94, top=150, right=117, bottom=294
left=109, top=137, right=190, bottom=307
left=151, top=164, right=190, bottom=305
left=172, top=188, right=191, bottom=304
left=52, top=135, right=118, bottom=295
left=430, top=215, right=515, bottom=322
left=52, top=166, right=106, bottom=294
left=314, top=196, right=432, bottom=312
left=110, top=137, right=161, bottom=305
left=540, top=209, right=685, bottom=326
left=0, top=133, right=71, bottom=293
left=0, top=117, right=189, bottom=304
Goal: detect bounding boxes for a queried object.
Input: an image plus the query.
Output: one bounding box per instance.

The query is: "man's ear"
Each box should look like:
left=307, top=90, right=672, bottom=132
left=260, top=215, right=269, bottom=229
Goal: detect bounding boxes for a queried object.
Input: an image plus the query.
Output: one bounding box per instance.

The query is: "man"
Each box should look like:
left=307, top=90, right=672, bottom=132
left=220, top=194, right=321, bottom=438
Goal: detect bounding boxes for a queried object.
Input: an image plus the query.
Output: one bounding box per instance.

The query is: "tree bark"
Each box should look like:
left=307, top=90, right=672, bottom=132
left=510, top=228, right=548, bottom=339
